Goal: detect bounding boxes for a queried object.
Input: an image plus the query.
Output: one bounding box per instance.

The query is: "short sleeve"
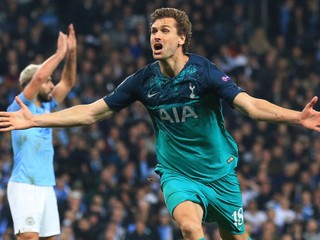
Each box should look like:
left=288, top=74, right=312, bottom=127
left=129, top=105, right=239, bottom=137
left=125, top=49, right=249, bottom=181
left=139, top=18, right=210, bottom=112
left=206, top=62, right=244, bottom=106
left=103, top=73, right=140, bottom=112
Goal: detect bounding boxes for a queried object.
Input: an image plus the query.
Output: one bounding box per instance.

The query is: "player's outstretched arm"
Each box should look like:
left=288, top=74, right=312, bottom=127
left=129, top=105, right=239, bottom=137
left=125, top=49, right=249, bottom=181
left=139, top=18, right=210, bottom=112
left=0, top=96, right=113, bottom=131
left=233, top=92, right=320, bottom=132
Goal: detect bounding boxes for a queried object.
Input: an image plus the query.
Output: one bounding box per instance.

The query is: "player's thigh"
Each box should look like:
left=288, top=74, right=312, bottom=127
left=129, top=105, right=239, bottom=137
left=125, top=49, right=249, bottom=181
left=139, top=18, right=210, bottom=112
left=205, top=171, right=246, bottom=235
left=39, top=187, right=60, bottom=238
left=17, top=232, right=39, bottom=240
left=7, top=182, right=43, bottom=235
left=7, top=183, right=59, bottom=238
left=173, top=200, right=203, bottom=226
left=160, top=171, right=206, bottom=218
left=40, top=236, right=57, bottom=240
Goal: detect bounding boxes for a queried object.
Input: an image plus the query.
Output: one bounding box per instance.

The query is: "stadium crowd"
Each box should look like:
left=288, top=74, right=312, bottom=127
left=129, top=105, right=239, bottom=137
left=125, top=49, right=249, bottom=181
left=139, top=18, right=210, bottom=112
left=1, top=0, right=320, bottom=239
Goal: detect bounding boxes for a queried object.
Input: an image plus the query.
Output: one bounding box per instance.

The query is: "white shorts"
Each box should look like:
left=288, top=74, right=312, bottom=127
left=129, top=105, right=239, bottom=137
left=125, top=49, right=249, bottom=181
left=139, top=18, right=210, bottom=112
left=7, top=182, right=60, bottom=237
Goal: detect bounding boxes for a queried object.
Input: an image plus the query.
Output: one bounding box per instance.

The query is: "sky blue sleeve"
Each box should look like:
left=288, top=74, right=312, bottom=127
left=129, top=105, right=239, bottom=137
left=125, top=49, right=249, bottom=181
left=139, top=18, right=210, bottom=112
left=7, top=92, right=33, bottom=112
left=7, top=92, right=58, bottom=112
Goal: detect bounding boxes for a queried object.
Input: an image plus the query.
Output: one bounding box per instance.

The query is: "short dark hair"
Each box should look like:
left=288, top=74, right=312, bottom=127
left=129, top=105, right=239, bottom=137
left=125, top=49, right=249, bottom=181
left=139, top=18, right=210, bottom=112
left=150, top=8, right=192, bottom=54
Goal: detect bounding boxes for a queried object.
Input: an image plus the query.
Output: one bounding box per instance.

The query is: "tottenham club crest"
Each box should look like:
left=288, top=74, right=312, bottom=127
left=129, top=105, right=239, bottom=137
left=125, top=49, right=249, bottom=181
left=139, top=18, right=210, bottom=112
left=189, top=83, right=196, bottom=99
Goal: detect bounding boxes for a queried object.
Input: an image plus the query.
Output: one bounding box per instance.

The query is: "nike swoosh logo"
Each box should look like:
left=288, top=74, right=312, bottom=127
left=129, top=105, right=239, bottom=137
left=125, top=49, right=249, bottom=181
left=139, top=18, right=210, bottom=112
left=147, top=92, right=159, bottom=98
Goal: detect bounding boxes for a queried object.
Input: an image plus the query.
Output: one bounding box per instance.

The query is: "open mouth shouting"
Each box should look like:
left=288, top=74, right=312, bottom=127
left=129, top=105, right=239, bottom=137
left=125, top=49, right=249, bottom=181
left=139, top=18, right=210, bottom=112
left=153, top=43, right=163, bottom=54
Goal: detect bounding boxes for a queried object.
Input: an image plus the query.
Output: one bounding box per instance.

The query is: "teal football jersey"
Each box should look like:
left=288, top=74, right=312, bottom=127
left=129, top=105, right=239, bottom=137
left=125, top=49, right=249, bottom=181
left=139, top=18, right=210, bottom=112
left=104, top=53, right=244, bottom=183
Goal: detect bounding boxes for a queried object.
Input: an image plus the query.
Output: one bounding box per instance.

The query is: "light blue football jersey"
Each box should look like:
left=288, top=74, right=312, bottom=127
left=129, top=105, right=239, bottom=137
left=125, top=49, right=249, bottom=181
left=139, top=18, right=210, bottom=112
left=7, top=92, right=58, bottom=186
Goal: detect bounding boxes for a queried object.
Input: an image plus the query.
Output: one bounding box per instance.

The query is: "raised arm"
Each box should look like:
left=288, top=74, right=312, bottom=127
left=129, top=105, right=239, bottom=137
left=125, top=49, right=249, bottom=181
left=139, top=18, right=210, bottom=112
left=233, top=92, right=320, bottom=131
left=52, top=24, right=77, bottom=103
left=23, top=32, right=68, bottom=100
left=0, top=97, right=113, bottom=131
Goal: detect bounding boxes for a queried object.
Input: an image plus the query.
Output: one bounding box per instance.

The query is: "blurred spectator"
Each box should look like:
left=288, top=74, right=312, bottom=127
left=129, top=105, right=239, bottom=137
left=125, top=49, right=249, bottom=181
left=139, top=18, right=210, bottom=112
left=302, top=218, right=320, bottom=240
left=125, top=216, right=154, bottom=240
left=156, top=207, right=175, bottom=240
left=258, top=220, right=281, bottom=240
left=244, top=199, right=267, bottom=236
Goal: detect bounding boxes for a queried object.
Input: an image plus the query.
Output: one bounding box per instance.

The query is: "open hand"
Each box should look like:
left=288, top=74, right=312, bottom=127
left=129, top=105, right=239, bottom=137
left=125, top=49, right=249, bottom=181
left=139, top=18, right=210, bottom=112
left=0, top=96, right=34, bottom=131
left=67, top=23, right=77, bottom=54
left=57, top=31, right=68, bottom=57
left=301, top=96, right=320, bottom=132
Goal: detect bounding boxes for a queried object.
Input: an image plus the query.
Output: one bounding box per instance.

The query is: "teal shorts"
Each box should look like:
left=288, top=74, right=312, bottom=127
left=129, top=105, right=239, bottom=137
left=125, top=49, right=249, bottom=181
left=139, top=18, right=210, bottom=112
left=160, top=170, right=245, bottom=234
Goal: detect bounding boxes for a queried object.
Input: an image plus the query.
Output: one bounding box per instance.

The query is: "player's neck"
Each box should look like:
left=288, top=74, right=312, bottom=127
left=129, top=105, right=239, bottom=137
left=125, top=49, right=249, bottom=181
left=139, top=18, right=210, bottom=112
left=159, top=53, right=189, bottom=78
left=34, top=97, right=43, bottom=108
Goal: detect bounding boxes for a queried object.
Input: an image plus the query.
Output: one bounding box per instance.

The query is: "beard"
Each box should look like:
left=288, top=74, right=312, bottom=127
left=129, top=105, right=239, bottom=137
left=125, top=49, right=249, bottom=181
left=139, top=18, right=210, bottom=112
left=37, top=92, right=52, bottom=102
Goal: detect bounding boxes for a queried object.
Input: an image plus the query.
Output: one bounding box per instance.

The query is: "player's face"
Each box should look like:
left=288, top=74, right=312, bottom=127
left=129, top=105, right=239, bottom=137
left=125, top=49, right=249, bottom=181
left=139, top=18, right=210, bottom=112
left=38, top=77, right=54, bottom=102
left=150, top=18, right=185, bottom=60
